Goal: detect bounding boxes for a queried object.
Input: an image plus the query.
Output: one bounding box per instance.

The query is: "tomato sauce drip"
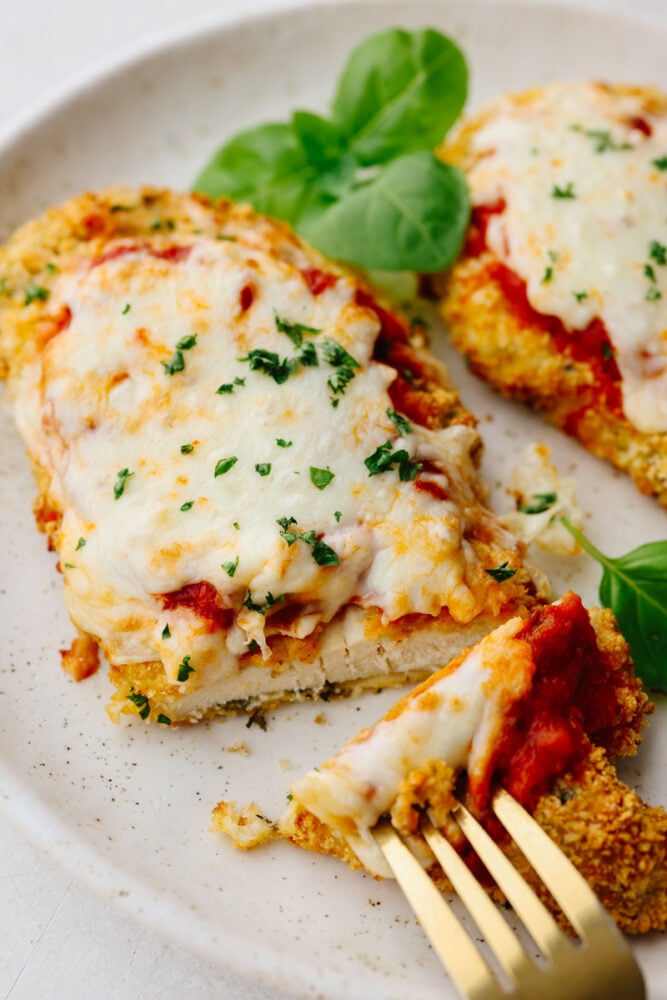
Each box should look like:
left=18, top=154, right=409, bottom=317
left=486, top=260, right=623, bottom=417
left=162, top=581, right=233, bottom=632
left=90, top=241, right=191, bottom=268
left=301, top=267, right=338, bottom=296
left=239, top=283, right=255, bottom=312
left=476, top=592, right=621, bottom=815
left=465, top=200, right=506, bottom=257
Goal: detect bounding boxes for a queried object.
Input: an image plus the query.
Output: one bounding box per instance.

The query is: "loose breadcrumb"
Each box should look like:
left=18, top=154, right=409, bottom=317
left=211, top=801, right=276, bottom=850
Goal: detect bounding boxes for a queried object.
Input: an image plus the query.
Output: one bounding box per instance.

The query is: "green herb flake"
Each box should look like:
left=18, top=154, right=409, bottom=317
left=386, top=407, right=412, bottom=436
left=63, top=563, right=76, bottom=570
left=180, top=500, right=195, bottom=512
left=24, top=283, right=50, bottom=306
left=157, top=714, right=172, bottom=726
left=312, top=540, right=340, bottom=566
left=180, top=443, right=195, bottom=454
left=649, top=240, right=667, bottom=266
left=277, top=516, right=340, bottom=566
left=255, top=463, right=272, bottom=477
left=310, top=466, right=335, bottom=490
left=485, top=561, right=517, bottom=583
left=243, top=590, right=285, bottom=615
left=233, top=521, right=240, bottom=530
left=551, top=182, right=576, bottom=200
left=644, top=263, right=657, bottom=283
left=161, top=624, right=171, bottom=639
left=113, top=468, right=134, bottom=500
left=127, top=689, right=150, bottom=720
left=122, top=303, right=131, bottom=315
left=222, top=556, right=239, bottom=577
left=541, top=266, right=554, bottom=285
left=646, top=286, right=662, bottom=302
left=216, top=383, right=235, bottom=394
left=518, top=492, right=558, bottom=515
left=333, top=510, right=342, bottom=522
left=177, top=655, right=194, bottom=682
left=364, top=440, right=421, bottom=481
left=151, top=218, right=175, bottom=230
left=45, top=262, right=58, bottom=274
left=276, top=438, right=293, bottom=448
left=75, top=537, right=86, bottom=551
left=652, top=156, right=667, bottom=171
left=177, top=334, right=197, bottom=351
left=162, top=350, right=185, bottom=376
left=240, top=348, right=298, bottom=385
left=274, top=312, right=321, bottom=347
left=573, top=290, right=589, bottom=303
left=216, top=233, right=238, bottom=242
left=570, top=125, right=634, bottom=154
left=214, top=456, right=239, bottom=477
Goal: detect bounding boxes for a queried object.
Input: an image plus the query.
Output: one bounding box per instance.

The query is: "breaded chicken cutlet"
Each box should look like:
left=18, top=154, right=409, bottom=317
left=214, top=593, right=667, bottom=935
left=0, top=186, right=548, bottom=725
left=437, top=82, right=667, bottom=508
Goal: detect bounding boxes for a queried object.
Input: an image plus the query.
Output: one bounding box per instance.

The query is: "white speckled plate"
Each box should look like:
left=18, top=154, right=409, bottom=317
left=0, top=2, right=666, bottom=997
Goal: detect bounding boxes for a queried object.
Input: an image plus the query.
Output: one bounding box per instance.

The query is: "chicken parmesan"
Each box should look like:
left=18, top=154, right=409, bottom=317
left=215, top=593, right=667, bottom=934
left=438, top=82, right=667, bottom=508
left=0, top=187, right=546, bottom=724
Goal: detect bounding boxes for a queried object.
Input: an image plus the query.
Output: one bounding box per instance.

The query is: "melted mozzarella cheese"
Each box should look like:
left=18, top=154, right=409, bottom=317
left=467, top=82, right=667, bottom=433
left=288, top=618, right=533, bottom=875
left=12, top=236, right=493, bottom=682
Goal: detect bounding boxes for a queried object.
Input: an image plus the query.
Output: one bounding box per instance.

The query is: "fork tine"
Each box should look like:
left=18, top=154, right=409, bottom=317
left=454, top=799, right=566, bottom=959
left=421, top=817, right=528, bottom=984
left=492, top=789, right=627, bottom=944
left=373, top=819, right=500, bottom=1000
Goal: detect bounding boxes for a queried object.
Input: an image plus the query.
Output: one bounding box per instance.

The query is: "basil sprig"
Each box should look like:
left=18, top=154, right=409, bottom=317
left=194, top=28, right=469, bottom=272
left=561, top=516, right=667, bottom=691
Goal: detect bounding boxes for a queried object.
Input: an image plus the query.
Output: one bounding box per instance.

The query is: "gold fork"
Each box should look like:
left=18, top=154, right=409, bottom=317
left=372, top=788, right=646, bottom=1000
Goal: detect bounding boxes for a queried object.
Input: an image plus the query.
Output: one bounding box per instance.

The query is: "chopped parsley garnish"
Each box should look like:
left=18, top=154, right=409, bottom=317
left=274, top=312, right=321, bottom=347
left=113, top=468, right=134, bottom=500
left=127, top=689, right=150, bottom=719
left=157, top=714, right=172, bottom=726
left=652, top=156, right=667, bottom=171
left=233, top=521, right=240, bottom=530
left=646, top=286, right=662, bottom=302
left=255, top=463, right=272, bottom=477
left=551, top=182, right=576, bottom=199
left=364, top=440, right=421, bottom=481
left=401, top=368, right=417, bottom=386
left=217, top=376, right=246, bottom=394
left=649, top=240, right=667, bottom=266
left=151, top=218, right=175, bottom=230
left=485, top=562, right=517, bottom=583
left=180, top=443, right=194, bottom=454
left=321, top=337, right=361, bottom=402
left=573, top=290, right=588, bottom=303
left=247, top=639, right=260, bottom=654
left=386, top=407, right=412, bottom=436
left=217, top=233, right=238, bottom=241
left=214, top=456, right=238, bottom=477
left=310, top=466, right=335, bottom=490
left=276, top=438, right=293, bottom=448
left=240, top=348, right=298, bottom=384
left=297, top=341, right=319, bottom=367
left=75, top=537, right=86, bottom=551
left=518, top=492, right=558, bottom=515
left=161, top=624, right=171, bottom=639
left=177, top=655, right=194, bottom=682
left=541, top=266, right=554, bottom=285
left=243, top=590, right=285, bottom=615
left=180, top=500, right=195, bottom=511
left=122, top=303, right=131, bottom=315
left=277, top=516, right=340, bottom=566
left=162, top=334, right=197, bottom=376
left=570, top=124, right=633, bottom=154
left=547, top=249, right=558, bottom=262
left=333, top=510, right=342, bottom=522
left=24, top=283, right=50, bottom=306
left=644, top=263, right=657, bottom=283
left=602, top=342, right=615, bottom=361
left=221, top=556, right=239, bottom=577
left=63, top=563, right=76, bottom=570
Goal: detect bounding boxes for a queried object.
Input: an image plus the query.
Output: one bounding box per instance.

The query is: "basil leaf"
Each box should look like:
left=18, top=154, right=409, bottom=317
left=194, top=123, right=317, bottom=224
left=561, top=517, right=667, bottom=691
left=301, top=152, right=469, bottom=272
left=332, top=27, right=467, bottom=166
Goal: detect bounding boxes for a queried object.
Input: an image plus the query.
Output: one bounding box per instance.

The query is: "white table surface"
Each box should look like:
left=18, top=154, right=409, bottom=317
left=1, top=1, right=666, bottom=998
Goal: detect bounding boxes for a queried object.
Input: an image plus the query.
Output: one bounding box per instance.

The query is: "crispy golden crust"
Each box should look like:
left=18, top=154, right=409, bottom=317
left=437, top=85, right=667, bottom=509
left=266, top=607, right=666, bottom=934
left=1, top=186, right=548, bottom=724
